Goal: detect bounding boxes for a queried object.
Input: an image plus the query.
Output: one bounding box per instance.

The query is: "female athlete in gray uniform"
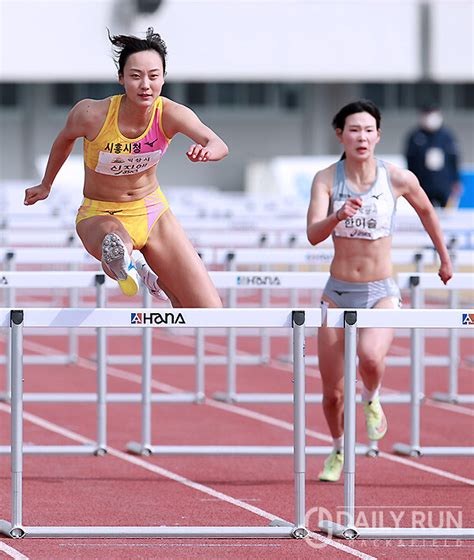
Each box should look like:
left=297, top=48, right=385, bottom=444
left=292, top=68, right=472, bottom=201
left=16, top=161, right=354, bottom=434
left=306, top=100, right=453, bottom=482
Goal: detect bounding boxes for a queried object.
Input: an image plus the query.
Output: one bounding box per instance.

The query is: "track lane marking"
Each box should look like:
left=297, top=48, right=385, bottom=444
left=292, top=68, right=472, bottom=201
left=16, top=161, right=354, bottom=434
left=0, top=405, right=375, bottom=560
left=0, top=542, right=29, bottom=560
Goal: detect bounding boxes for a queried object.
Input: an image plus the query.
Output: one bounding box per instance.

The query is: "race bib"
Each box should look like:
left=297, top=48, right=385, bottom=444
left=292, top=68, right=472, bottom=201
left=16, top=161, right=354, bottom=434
left=333, top=198, right=391, bottom=240
left=95, top=149, right=163, bottom=176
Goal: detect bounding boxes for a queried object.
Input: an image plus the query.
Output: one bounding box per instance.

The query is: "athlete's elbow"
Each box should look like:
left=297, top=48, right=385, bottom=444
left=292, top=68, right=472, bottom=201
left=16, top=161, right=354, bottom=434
left=220, top=141, right=229, bottom=159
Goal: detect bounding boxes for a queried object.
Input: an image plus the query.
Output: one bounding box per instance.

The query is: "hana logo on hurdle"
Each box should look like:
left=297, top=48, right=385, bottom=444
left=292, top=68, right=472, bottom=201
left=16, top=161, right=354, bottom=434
left=462, top=313, right=474, bottom=325
left=130, top=312, right=186, bottom=325
left=236, top=275, right=281, bottom=286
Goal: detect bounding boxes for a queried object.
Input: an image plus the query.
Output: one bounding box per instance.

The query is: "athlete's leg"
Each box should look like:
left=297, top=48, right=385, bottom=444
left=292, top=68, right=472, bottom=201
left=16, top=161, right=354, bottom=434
left=318, top=297, right=345, bottom=439
left=318, top=296, right=346, bottom=481
left=76, top=216, right=139, bottom=295
left=357, top=296, right=397, bottom=391
left=141, top=210, right=222, bottom=308
left=357, top=296, right=398, bottom=440
left=76, top=216, right=132, bottom=263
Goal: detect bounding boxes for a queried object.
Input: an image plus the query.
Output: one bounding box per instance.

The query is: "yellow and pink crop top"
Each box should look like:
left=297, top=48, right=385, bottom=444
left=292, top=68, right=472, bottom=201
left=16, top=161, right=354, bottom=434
left=84, top=95, right=171, bottom=176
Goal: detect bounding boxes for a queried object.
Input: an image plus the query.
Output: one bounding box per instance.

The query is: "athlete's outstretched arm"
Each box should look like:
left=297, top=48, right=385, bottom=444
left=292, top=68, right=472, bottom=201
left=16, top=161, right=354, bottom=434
left=161, top=98, right=229, bottom=163
left=24, top=100, right=93, bottom=205
left=394, top=167, right=453, bottom=284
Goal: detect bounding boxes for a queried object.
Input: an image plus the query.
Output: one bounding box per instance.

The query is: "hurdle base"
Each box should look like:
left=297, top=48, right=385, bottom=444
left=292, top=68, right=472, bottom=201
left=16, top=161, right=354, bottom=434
left=393, top=443, right=474, bottom=456
left=432, top=391, right=474, bottom=404
left=0, top=524, right=298, bottom=538
left=0, top=521, right=25, bottom=539
left=319, top=521, right=358, bottom=539
left=0, top=445, right=102, bottom=455
left=320, top=521, right=474, bottom=540
left=124, top=444, right=373, bottom=456
left=392, top=443, right=422, bottom=457
left=211, top=391, right=410, bottom=404
left=127, top=441, right=153, bottom=456
left=269, top=519, right=308, bottom=538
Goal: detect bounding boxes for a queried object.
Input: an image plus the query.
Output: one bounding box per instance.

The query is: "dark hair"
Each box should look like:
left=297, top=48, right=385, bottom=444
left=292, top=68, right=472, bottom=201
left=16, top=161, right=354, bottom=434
left=331, top=99, right=381, bottom=131
left=108, top=27, right=167, bottom=76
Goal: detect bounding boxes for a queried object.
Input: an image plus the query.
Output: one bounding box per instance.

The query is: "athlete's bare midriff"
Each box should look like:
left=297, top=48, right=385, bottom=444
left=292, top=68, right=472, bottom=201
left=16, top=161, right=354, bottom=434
left=330, top=236, right=393, bottom=282
left=83, top=165, right=159, bottom=202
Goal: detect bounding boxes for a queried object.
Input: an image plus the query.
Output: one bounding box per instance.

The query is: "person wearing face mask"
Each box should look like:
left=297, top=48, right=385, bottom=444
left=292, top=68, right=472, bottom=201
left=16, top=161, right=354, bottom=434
left=404, top=104, right=462, bottom=208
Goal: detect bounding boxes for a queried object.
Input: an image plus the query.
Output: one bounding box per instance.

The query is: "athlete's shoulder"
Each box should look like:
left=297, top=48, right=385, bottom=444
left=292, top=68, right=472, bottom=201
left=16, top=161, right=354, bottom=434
left=384, top=161, right=418, bottom=190
left=74, top=97, right=112, bottom=120
left=313, top=162, right=337, bottom=185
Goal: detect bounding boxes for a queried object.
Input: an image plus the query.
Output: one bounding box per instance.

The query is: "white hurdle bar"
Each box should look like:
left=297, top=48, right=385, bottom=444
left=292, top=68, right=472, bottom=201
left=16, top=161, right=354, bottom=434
left=320, top=308, right=474, bottom=541
left=398, top=272, right=474, bottom=406
left=0, top=307, right=313, bottom=540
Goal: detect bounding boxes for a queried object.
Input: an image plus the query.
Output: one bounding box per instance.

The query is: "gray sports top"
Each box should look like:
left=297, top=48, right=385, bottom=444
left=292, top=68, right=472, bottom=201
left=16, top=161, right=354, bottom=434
left=329, top=159, right=396, bottom=240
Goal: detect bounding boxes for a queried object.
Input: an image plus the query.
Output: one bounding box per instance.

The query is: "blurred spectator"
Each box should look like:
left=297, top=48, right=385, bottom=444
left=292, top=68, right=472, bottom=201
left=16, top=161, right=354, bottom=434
left=404, top=104, right=462, bottom=207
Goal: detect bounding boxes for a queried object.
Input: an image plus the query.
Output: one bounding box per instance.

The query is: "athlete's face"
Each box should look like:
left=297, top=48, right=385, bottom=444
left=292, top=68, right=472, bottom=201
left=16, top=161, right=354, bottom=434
left=336, top=112, right=380, bottom=160
left=119, top=50, right=165, bottom=107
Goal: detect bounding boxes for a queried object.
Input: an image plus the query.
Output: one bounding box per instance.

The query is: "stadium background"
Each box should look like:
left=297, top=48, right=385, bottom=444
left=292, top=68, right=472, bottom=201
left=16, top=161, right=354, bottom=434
left=0, top=0, right=473, bottom=205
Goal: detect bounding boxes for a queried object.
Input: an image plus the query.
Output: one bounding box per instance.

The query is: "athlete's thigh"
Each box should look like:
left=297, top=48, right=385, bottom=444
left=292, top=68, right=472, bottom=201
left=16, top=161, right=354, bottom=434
left=142, top=211, right=221, bottom=307
left=318, top=297, right=345, bottom=393
left=358, top=296, right=397, bottom=361
left=76, top=216, right=132, bottom=260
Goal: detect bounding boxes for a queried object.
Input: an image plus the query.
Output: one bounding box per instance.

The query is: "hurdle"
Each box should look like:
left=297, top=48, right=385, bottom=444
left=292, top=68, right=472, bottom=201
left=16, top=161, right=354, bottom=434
left=0, top=272, right=107, bottom=403
left=393, top=274, right=474, bottom=457
left=396, top=272, right=474, bottom=406
left=211, top=271, right=416, bottom=406
left=0, top=272, right=206, bottom=417
left=0, top=307, right=311, bottom=539
left=320, top=308, right=474, bottom=540
left=220, top=246, right=427, bottom=364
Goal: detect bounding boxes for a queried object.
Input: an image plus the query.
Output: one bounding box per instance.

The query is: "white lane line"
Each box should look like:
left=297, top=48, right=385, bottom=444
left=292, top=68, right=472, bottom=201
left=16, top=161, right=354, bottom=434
left=18, top=338, right=474, bottom=485
left=0, top=405, right=375, bottom=560
left=0, top=542, right=30, bottom=560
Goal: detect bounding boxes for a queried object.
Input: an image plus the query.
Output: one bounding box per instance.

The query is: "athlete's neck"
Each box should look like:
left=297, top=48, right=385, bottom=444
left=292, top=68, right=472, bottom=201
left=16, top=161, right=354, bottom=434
left=120, top=95, right=154, bottom=126
left=344, top=157, right=377, bottom=188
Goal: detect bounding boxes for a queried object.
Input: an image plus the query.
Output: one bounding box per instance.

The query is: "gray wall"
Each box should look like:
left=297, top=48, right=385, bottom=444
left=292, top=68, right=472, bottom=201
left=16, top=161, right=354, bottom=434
left=1, top=83, right=472, bottom=191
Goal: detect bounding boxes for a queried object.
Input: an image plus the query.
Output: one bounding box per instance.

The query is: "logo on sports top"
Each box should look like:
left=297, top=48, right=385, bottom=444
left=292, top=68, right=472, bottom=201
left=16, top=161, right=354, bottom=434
left=1, top=276, right=8, bottom=285
left=462, top=313, right=474, bottom=325
left=236, top=275, right=281, bottom=286
left=131, top=312, right=186, bottom=325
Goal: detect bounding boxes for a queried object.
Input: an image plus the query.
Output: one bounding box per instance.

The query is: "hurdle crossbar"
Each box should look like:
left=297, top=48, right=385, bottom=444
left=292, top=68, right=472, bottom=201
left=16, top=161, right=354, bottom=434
left=319, top=308, right=474, bottom=541
left=0, top=307, right=315, bottom=539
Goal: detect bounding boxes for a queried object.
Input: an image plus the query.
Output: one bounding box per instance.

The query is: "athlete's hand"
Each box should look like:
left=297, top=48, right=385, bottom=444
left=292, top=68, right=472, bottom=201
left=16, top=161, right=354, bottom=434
left=24, top=184, right=51, bottom=206
left=186, top=144, right=211, bottom=162
left=335, top=197, right=363, bottom=221
left=438, top=260, right=453, bottom=285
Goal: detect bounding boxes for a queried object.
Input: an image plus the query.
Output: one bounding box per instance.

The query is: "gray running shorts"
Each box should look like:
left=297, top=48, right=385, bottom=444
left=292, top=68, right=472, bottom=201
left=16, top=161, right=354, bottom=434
left=322, top=276, right=401, bottom=309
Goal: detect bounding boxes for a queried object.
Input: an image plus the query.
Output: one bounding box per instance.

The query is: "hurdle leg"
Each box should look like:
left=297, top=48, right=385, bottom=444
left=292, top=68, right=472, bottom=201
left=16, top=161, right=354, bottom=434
left=3, top=252, right=15, bottom=401
left=270, top=310, right=308, bottom=538
left=195, top=327, right=205, bottom=402
left=392, top=319, right=423, bottom=456
left=95, top=277, right=107, bottom=455
left=0, top=311, right=26, bottom=538
left=432, top=290, right=462, bottom=403
left=320, top=311, right=359, bottom=539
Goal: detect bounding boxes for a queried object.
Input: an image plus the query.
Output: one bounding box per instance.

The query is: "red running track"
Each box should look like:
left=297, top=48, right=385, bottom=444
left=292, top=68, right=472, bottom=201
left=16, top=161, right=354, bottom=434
left=0, top=313, right=473, bottom=560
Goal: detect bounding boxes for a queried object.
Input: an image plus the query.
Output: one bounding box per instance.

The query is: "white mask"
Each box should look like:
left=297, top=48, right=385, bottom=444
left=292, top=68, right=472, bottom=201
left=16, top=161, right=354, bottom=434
left=420, top=111, right=443, bottom=132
